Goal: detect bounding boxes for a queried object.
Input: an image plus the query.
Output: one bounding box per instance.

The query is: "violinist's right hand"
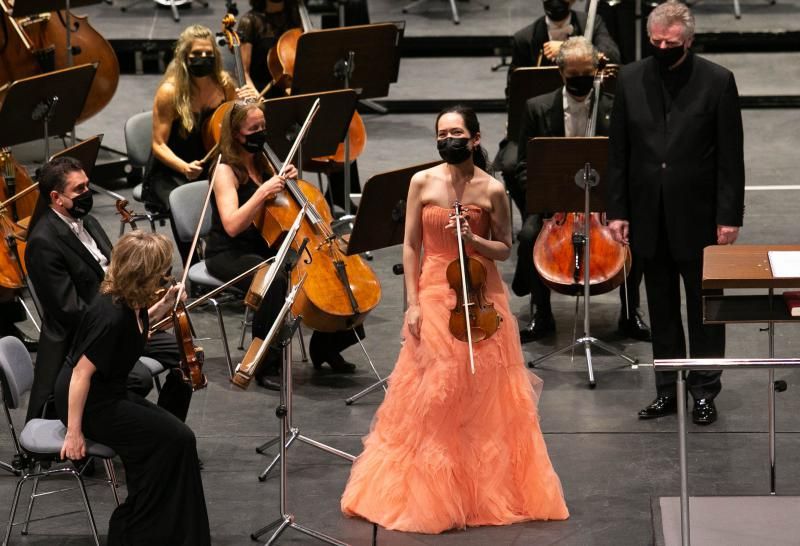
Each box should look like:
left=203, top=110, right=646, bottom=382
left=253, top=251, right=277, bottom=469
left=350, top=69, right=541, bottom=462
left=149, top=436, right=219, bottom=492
left=608, top=219, right=629, bottom=245
left=257, top=174, right=286, bottom=202
left=406, top=303, right=422, bottom=339
left=61, top=428, right=86, bottom=461
left=183, top=160, right=204, bottom=181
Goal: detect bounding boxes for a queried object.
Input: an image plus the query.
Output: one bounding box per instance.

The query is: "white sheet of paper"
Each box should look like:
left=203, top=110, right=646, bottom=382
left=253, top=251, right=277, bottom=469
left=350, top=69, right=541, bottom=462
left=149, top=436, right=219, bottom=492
left=768, top=251, right=800, bottom=278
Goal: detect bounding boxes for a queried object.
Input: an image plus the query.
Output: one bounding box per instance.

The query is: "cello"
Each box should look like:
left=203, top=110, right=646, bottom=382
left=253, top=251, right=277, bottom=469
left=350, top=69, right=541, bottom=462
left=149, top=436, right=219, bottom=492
left=255, top=101, right=381, bottom=332
left=532, top=43, right=630, bottom=297
left=0, top=0, right=119, bottom=122
left=0, top=148, right=38, bottom=286
left=264, top=0, right=367, bottom=165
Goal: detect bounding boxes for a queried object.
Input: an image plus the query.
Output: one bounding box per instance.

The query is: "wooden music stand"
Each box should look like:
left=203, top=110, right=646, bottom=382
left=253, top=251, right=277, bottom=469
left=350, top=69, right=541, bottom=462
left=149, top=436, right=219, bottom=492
left=292, top=23, right=402, bottom=217
left=507, top=66, right=618, bottom=142
left=0, top=64, right=96, bottom=158
left=262, top=90, right=357, bottom=173
left=525, top=136, right=637, bottom=388
left=343, top=160, right=441, bottom=406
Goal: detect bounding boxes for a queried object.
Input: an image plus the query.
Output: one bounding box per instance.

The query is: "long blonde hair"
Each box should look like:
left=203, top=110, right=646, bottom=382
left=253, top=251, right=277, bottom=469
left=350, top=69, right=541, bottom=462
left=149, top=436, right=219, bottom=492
left=162, top=25, right=233, bottom=137
left=101, top=231, right=173, bottom=309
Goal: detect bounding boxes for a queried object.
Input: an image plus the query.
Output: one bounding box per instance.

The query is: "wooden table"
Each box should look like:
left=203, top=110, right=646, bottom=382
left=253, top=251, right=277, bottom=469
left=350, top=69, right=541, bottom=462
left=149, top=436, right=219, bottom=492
left=702, top=244, right=800, bottom=495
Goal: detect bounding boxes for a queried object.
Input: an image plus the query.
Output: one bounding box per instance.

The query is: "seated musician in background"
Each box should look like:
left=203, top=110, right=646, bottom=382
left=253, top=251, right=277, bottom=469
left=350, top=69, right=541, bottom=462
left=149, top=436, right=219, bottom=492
left=239, top=0, right=302, bottom=97
left=143, top=24, right=257, bottom=261
left=57, top=231, right=210, bottom=546
left=24, top=157, right=192, bottom=423
left=512, top=37, right=649, bottom=343
left=206, top=101, right=364, bottom=391
left=496, top=0, right=621, bottom=216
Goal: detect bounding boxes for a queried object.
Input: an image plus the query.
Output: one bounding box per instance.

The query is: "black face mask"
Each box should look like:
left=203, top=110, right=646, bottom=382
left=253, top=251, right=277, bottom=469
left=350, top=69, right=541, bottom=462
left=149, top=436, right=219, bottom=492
left=66, top=190, right=93, bottom=219
left=652, top=44, right=686, bottom=70
left=437, top=137, right=472, bottom=165
left=565, top=75, right=594, bottom=97
left=543, top=0, right=570, bottom=22
left=187, top=56, right=215, bottom=78
left=243, top=129, right=267, bottom=154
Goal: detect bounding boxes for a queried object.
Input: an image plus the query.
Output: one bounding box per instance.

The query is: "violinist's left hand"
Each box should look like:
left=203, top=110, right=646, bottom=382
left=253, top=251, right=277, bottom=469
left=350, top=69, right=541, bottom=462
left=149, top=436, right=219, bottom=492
left=543, top=40, right=563, bottom=61
left=235, top=85, right=260, bottom=102
left=717, top=225, right=739, bottom=245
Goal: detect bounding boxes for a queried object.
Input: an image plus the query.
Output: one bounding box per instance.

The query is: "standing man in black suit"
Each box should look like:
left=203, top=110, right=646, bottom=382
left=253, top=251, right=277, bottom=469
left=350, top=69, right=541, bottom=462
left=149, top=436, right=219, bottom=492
left=24, top=157, right=192, bottom=422
left=606, top=1, right=745, bottom=425
left=512, top=37, right=650, bottom=344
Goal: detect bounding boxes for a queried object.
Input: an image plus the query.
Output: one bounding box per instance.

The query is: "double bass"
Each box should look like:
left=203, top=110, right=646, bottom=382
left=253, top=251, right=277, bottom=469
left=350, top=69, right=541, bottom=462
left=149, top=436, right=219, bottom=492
left=0, top=0, right=119, bottom=122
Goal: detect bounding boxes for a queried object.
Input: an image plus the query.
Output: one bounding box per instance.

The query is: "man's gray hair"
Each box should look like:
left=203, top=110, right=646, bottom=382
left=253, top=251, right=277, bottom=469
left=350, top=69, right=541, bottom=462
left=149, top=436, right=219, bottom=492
left=555, top=36, right=599, bottom=70
left=647, top=0, right=695, bottom=41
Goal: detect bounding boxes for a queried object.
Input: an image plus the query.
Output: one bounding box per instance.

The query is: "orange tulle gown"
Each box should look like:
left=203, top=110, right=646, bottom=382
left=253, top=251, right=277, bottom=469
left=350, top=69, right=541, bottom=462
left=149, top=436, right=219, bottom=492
left=341, top=204, right=569, bottom=534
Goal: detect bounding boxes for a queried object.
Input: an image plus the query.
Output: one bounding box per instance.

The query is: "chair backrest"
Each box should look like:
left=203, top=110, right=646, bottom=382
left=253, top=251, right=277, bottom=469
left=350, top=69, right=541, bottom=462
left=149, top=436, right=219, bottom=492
left=168, top=180, right=212, bottom=243
left=0, top=336, right=34, bottom=410
left=124, top=111, right=153, bottom=168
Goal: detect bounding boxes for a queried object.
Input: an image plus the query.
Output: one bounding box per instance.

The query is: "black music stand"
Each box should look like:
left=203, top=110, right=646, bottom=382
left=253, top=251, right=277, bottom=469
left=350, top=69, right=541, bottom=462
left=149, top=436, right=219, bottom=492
left=262, top=90, right=357, bottom=176
left=292, top=23, right=402, bottom=217
left=51, top=134, right=102, bottom=178
left=343, top=160, right=441, bottom=405
left=0, top=65, right=95, bottom=158
left=525, top=137, right=637, bottom=388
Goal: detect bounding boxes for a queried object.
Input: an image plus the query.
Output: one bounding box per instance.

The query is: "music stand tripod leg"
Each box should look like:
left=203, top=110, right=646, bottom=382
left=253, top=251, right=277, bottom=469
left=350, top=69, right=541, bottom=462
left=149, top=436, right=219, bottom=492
left=251, top=314, right=351, bottom=546
left=343, top=327, right=387, bottom=405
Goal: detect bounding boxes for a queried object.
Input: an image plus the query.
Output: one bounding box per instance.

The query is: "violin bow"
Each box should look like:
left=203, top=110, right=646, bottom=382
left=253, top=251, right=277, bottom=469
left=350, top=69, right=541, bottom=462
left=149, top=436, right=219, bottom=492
left=453, top=201, right=476, bottom=375
left=275, top=97, right=320, bottom=178
left=173, top=155, right=222, bottom=312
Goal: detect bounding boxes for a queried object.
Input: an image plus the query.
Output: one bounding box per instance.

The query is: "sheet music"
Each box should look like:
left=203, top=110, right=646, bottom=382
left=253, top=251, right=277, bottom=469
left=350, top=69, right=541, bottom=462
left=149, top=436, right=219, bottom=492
left=768, top=251, right=800, bottom=278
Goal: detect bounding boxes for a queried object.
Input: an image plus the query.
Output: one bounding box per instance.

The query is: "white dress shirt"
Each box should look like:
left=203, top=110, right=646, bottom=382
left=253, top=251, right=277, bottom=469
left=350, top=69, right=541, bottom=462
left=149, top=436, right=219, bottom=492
left=52, top=209, right=109, bottom=272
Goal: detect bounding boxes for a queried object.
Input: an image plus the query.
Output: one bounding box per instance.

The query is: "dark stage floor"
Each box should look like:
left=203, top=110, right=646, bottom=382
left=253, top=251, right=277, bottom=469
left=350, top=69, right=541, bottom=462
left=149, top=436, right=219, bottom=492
left=2, top=2, right=800, bottom=545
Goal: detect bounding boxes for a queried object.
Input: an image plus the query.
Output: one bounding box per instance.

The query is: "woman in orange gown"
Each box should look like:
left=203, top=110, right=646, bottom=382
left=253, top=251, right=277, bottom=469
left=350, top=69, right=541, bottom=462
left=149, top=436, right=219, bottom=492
left=341, top=106, right=569, bottom=534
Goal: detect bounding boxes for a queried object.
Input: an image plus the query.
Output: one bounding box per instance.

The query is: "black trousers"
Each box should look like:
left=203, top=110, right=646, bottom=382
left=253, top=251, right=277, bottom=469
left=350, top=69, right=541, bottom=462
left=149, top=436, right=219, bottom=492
left=512, top=213, right=644, bottom=316
left=55, top=369, right=210, bottom=546
left=643, top=219, right=724, bottom=400
left=206, top=249, right=362, bottom=368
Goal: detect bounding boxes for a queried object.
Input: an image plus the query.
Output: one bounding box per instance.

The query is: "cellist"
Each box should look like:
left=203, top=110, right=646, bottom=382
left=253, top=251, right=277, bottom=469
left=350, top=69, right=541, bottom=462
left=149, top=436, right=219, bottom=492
left=143, top=24, right=258, bottom=263
left=238, top=0, right=302, bottom=97
left=205, top=100, right=364, bottom=391
left=511, top=37, right=649, bottom=343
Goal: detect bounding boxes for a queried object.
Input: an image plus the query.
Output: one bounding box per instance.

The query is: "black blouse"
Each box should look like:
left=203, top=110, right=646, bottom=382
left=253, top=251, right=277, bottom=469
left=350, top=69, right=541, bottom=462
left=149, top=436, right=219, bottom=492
left=65, top=293, right=148, bottom=404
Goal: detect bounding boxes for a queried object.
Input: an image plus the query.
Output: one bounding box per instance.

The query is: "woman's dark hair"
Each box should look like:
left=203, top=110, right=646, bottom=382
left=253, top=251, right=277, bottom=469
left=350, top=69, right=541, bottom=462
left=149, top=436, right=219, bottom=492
left=28, top=156, right=85, bottom=234
left=250, top=0, right=266, bottom=10
left=434, top=105, right=490, bottom=172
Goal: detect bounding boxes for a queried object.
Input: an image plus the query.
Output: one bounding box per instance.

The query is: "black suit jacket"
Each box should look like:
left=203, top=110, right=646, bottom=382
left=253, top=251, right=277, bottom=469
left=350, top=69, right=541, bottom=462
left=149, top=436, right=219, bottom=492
left=508, top=11, right=621, bottom=96
left=24, top=208, right=111, bottom=420
left=515, top=87, right=614, bottom=200
left=605, top=54, right=745, bottom=261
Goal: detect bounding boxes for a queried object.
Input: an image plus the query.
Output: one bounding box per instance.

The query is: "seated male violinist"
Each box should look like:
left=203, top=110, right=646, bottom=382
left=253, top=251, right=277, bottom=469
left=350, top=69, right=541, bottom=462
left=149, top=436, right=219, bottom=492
left=24, top=157, right=193, bottom=422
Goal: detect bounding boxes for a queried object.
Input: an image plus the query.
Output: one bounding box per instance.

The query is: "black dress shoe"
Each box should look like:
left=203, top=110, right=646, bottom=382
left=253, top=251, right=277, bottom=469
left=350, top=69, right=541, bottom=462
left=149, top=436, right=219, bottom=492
left=618, top=312, right=652, bottom=342
left=255, top=375, right=281, bottom=391
left=519, top=313, right=555, bottom=344
left=638, top=396, right=678, bottom=419
left=692, top=398, right=717, bottom=425
left=313, top=353, right=357, bottom=374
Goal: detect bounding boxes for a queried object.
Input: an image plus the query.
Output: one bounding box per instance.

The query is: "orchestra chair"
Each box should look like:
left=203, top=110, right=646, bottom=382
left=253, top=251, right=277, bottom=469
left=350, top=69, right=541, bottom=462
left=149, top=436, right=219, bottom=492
left=122, top=111, right=169, bottom=235
left=0, top=336, right=120, bottom=546
left=168, top=181, right=236, bottom=378
left=402, top=0, right=489, bottom=25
